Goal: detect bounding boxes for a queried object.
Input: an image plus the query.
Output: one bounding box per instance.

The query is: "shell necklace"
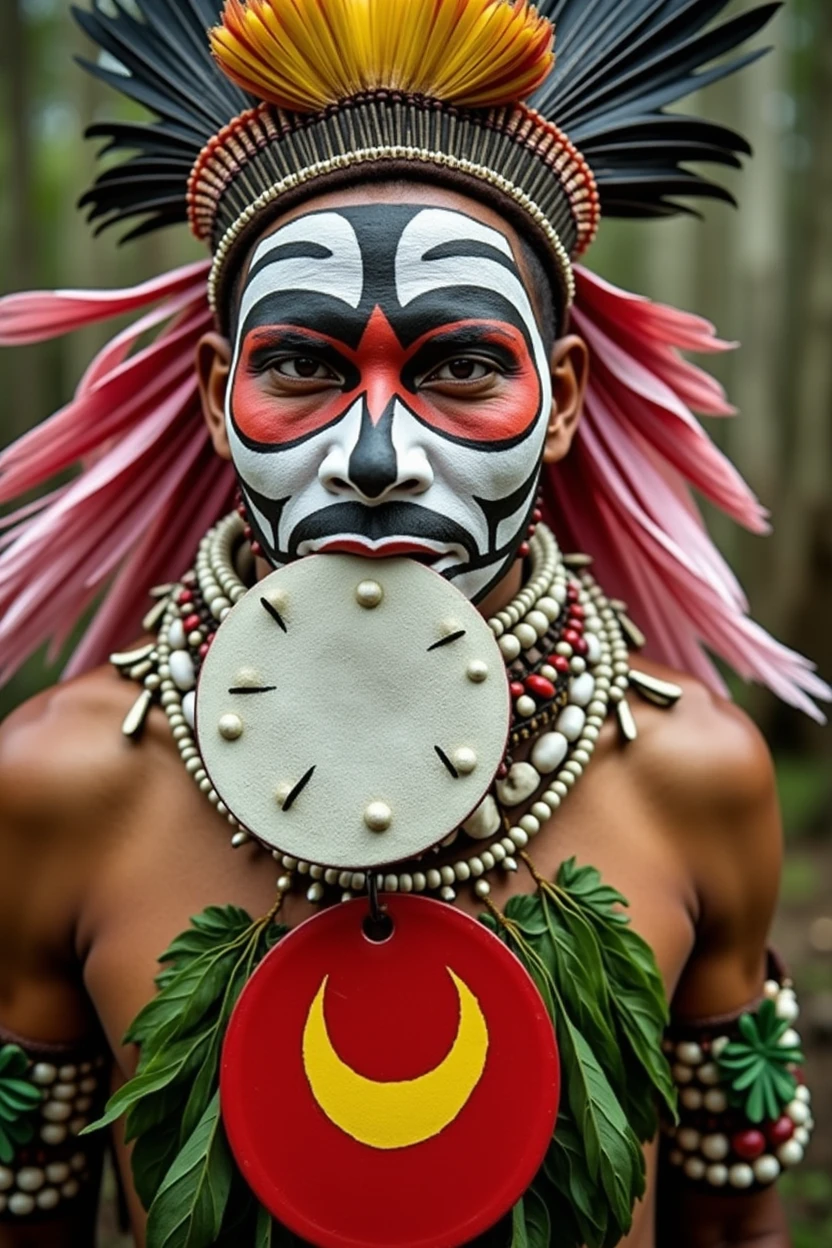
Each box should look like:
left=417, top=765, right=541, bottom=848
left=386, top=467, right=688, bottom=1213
left=114, top=513, right=682, bottom=906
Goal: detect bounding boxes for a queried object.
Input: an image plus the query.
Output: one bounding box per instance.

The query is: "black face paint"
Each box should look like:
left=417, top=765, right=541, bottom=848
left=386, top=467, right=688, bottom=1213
left=228, top=204, right=552, bottom=602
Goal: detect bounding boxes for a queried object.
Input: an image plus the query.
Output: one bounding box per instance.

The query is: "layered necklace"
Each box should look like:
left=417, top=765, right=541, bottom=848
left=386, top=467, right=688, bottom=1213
left=114, top=512, right=681, bottom=905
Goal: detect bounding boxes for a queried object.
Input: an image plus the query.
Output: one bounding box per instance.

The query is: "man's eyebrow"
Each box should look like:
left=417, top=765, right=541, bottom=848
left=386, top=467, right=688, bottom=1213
left=420, top=238, right=518, bottom=274
left=245, top=240, right=333, bottom=289
left=416, top=325, right=517, bottom=346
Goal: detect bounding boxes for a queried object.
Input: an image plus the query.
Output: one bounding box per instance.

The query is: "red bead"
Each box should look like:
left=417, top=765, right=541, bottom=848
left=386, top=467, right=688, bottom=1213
left=568, top=604, right=585, bottom=621
left=573, top=637, right=589, bottom=657
left=766, top=1116, right=795, bottom=1147
left=243, top=525, right=253, bottom=540
left=550, top=655, right=571, bottom=674
left=497, top=763, right=508, bottom=779
left=251, top=541, right=263, bottom=557
left=567, top=584, right=580, bottom=602
left=562, top=628, right=582, bottom=648
left=518, top=542, right=530, bottom=559
left=510, top=682, right=525, bottom=700
left=178, top=589, right=194, bottom=605
left=525, top=675, right=556, bottom=701
left=732, top=1130, right=766, bottom=1160
left=183, top=613, right=201, bottom=633
left=532, top=509, right=543, bottom=523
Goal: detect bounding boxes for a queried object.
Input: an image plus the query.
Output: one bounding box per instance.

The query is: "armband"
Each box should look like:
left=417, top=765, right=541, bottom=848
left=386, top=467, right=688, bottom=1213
left=0, top=1025, right=109, bottom=1222
left=663, top=955, right=814, bottom=1192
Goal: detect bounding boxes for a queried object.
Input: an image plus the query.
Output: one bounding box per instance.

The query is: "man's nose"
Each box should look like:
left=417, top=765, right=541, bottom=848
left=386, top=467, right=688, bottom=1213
left=319, top=399, right=433, bottom=503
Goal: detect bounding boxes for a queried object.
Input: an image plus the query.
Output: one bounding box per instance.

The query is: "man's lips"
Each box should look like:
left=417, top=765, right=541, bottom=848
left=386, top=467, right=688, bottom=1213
left=303, top=536, right=465, bottom=562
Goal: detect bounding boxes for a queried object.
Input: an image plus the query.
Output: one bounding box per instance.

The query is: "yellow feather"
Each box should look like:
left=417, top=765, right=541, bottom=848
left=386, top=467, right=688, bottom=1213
left=209, top=0, right=555, bottom=113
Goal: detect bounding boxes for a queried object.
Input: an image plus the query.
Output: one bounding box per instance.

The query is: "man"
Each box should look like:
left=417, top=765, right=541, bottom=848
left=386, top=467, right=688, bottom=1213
left=0, top=1, right=823, bottom=1245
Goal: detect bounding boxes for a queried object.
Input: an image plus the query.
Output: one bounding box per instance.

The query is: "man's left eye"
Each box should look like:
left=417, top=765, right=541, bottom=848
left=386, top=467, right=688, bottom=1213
left=424, top=358, right=494, bottom=384
left=274, top=356, right=341, bottom=382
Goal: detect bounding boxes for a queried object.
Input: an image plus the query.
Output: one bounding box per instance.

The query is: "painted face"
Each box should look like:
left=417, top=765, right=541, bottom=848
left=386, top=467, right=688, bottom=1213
left=227, top=205, right=552, bottom=602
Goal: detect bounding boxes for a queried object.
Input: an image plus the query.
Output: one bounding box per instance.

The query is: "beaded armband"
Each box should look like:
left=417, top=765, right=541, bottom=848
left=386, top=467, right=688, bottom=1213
left=0, top=1027, right=109, bottom=1222
left=663, top=956, right=814, bottom=1192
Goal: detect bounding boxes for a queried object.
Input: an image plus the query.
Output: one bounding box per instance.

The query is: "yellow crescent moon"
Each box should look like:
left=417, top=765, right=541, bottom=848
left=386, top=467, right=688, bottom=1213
left=302, top=968, right=489, bottom=1150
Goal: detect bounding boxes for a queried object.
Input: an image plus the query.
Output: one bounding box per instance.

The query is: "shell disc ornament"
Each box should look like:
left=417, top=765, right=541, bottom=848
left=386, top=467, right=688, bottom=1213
left=196, top=556, right=510, bottom=869
left=221, top=896, right=560, bottom=1247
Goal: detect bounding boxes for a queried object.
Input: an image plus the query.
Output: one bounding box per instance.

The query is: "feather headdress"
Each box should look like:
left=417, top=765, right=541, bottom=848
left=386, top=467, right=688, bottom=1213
left=1, top=0, right=828, bottom=718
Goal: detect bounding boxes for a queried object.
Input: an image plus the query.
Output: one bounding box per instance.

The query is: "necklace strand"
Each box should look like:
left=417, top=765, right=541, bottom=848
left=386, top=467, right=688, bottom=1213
left=116, top=514, right=648, bottom=906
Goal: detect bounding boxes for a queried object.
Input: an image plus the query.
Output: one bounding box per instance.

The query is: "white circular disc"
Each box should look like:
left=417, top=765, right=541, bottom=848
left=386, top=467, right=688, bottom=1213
left=196, top=556, right=510, bottom=870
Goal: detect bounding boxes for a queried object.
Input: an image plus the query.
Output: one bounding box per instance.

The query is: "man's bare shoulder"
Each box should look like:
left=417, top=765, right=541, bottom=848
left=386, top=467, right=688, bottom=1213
left=0, top=664, right=155, bottom=832
left=626, top=657, right=777, bottom=829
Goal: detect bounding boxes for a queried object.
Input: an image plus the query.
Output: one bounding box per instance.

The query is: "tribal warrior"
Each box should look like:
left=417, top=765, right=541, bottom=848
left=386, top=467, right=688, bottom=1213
left=0, top=1, right=825, bottom=1246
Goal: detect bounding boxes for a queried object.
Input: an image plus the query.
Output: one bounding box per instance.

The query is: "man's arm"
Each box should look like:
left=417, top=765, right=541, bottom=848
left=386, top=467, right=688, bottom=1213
left=658, top=692, right=793, bottom=1247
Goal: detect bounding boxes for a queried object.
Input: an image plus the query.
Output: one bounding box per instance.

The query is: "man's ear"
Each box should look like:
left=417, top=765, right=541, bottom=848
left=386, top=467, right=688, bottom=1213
left=542, top=334, right=589, bottom=465
left=197, top=332, right=233, bottom=461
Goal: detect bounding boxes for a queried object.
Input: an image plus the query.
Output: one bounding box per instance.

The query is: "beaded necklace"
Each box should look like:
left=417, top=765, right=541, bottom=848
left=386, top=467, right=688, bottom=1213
left=113, top=513, right=682, bottom=906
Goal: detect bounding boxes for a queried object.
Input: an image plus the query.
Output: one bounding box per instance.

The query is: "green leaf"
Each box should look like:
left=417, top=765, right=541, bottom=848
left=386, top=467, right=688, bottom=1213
left=0, top=1047, right=29, bottom=1079
left=85, top=1032, right=211, bottom=1136
left=524, top=1186, right=551, bottom=1248
left=146, top=1092, right=233, bottom=1248
left=510, top=1199, right=529, bottom=1248
left=545, top=1115, right=608, bottom=1247
left=133, top=1117, right=183, bottom=1210
left=161, top=907, right=256, bottom=966
left=557, top=859, right=630, bottom=923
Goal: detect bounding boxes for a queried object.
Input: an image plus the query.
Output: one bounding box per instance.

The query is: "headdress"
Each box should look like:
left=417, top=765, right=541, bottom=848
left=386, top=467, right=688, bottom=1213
left=0, top=0, right=828, bottom=718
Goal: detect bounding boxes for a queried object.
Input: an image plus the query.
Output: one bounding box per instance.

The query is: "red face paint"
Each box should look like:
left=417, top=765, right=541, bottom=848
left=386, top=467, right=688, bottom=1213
left=231, top=308, right=541, bottom=450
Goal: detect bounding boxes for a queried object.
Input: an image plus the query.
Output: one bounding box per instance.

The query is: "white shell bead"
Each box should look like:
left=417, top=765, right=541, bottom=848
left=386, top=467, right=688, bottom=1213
left=182, top=691, right=196, bottom=729
left=704, top=1089, right=727, bottom=1113
left=683, top=1157, right=706, bottom=1181
left=513, top=623, right=537, bottom=650
left=775, top=991, right=799, bottom=1022
left=40, top=1125, right=67, bottom=1145
left=728, top=1164, right=754, bottom=1190
left=676, top=1042, right=704, bottom=1066
left=8, top=1193, right=35, bottom=1216
left=36, top=1188, right=60, bottom=1211
left=777, top=1139, right=804, bottom=1167
left=42, top=1101, right=71, bottom=1123
left=555, top=705, right=586, bottom=742
left=677, top=1128, right=700, bottom=1151
left=31, top=1064, right=57, bottom=1086
left=531, top=732, right=569, bottom=775
left=463, top=795, right=501, bottom=840
left=496, top=762, right=540, bottom=807
left=680, top=1088, right=703, bottom=1110
left=169, top=650, right=196, bottom=692
left=753, top=1156, right=781, bottom=1184
left=525, top=610, right=549, bottom=637
left=168, top=619, right=186, bottom=650
left=584, top=634, right=602, bottom=664
left=706, top=1164, right=728, bottom=1187
left=499, top=634, right=521, bottom=661
left=16, top=1168, right=45, bottom=1193
left=537, top=597, right=560, bottom=622
left=516, top=696, right=537, bottom=718
left=697, top=1062, right=720, bottom=1086
left=787, top=1100, right=810, bottom=1126
left=0, top=1169, right=12, bottom=1192
left=569, top=673, right=596, bottom=708
left=701, top=1134, right=729, bottom=1161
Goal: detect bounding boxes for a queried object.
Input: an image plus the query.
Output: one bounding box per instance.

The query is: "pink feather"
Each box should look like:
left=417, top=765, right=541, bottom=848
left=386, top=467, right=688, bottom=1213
left=0, top=263, right=235, bottom=682
left=0, top=260, right=827, bottom=720
left=542, top=266, right=829, bottom=720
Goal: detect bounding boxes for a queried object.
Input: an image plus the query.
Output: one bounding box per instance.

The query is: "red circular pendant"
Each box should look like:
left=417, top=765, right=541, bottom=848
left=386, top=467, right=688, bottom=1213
left=221, top=896, right=559, bottom=1248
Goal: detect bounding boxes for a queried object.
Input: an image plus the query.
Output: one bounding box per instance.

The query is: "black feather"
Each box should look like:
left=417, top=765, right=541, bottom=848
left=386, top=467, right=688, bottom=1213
left=73, top=0, right=779, bottom=243
left=532, top=0, right=780, bottom=221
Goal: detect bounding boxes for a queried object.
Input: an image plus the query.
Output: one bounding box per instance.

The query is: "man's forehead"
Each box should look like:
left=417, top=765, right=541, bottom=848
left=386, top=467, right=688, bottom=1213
left=243, top=203, right=520, bottom=295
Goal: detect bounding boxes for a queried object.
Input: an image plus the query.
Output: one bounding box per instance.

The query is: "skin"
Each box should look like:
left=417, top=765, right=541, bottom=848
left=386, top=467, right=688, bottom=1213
left=0, top=182, right=790, bottom=1247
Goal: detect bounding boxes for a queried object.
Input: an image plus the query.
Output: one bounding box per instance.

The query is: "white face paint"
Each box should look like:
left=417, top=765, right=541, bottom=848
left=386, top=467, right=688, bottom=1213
left=226, top=204, right=553, bottom=602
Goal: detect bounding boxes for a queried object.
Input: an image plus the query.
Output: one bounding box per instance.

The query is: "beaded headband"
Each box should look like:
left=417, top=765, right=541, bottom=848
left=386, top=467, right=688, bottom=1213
left=76, top=0, right=777, bottom=320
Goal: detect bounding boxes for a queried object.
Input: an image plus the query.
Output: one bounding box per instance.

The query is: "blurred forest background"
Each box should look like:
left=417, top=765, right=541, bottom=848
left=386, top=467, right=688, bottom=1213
left=0, top=0, right=830, bottom=1243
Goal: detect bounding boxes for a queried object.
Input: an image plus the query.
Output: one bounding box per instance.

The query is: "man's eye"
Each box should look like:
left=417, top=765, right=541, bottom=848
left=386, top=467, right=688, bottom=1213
left=273, top=356, right=341, bottom=382
left=426, top=358, right=495, bottom=384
